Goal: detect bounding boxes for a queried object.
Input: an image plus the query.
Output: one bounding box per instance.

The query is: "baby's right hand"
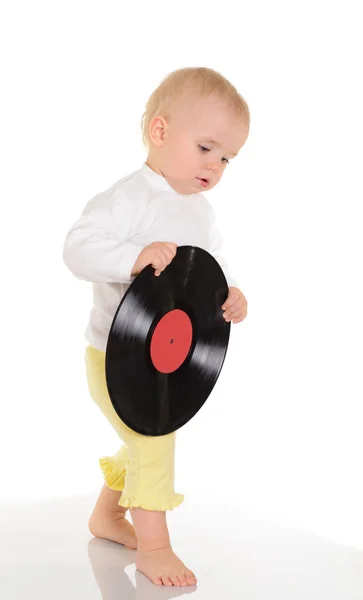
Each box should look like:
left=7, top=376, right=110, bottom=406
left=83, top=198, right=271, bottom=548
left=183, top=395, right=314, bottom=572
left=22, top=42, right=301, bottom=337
left=132, top=242, right=178, bottom=277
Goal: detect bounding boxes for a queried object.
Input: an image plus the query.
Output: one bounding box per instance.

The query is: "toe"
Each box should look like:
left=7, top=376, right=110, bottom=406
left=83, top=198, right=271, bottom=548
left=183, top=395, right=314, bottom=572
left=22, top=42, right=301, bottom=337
left=170, top=575, right=181, bottom=586
left=152, top=577, right=163, bottom=586
left=185, top=571, right=197, bottom=585
left=161, top=576, right=173, bottom=586
left=178, top=575, right=188, bottom=586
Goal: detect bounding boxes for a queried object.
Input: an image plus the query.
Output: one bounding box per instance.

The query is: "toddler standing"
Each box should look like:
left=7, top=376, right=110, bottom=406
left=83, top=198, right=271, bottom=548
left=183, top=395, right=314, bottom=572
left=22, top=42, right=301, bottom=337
left=63, top=66, right=249, bottom=587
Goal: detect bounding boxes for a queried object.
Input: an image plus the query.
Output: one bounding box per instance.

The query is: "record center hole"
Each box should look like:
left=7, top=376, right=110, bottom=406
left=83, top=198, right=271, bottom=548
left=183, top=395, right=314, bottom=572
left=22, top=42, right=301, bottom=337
left=170, top=338, right=174, bottom=344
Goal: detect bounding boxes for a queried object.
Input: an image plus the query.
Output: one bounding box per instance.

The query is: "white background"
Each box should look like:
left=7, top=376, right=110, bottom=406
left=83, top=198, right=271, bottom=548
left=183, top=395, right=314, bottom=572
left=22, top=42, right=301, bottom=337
left=1, top=1, right=362, bottom=551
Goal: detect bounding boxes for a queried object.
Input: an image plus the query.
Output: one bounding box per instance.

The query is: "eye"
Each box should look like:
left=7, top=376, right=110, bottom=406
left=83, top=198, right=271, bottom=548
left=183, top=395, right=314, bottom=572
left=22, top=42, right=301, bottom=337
left=199, top=145, right=230, bottom=164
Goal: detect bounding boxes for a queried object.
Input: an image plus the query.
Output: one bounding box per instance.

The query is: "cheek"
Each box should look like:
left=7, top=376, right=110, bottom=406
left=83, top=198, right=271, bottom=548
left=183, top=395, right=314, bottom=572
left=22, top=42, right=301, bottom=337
left=164, top=141, right=181, bottom=167
left=181, top=142, right=199, bottom=169
left=216, top=167, right=226, bottom=181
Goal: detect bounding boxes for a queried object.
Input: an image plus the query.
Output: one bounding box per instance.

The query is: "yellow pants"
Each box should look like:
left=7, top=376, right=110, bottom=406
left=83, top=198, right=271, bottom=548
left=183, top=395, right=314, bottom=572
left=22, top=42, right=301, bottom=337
left=85, top=345, right=184, bottom=511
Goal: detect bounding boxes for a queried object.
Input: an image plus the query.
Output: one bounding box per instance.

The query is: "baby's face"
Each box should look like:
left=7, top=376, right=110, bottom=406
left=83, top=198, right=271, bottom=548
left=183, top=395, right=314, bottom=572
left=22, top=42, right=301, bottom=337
left=160, top=94, right=249, bottom=195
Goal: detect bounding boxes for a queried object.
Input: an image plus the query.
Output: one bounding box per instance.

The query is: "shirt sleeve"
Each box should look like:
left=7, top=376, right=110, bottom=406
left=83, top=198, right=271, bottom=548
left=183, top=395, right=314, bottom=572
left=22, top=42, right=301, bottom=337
left=207, top=205, right=238, bottom=288
left=63, top=186, right=146, bottom=283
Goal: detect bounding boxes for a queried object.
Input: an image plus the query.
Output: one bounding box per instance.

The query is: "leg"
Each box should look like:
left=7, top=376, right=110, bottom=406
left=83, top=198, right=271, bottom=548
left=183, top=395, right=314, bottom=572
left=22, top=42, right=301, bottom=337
left=85, top=345, right=195, bottom=585
left=88, top=482, right=138, bottom=550
left=85, top=347, right=138, bottom=549
left=116, top=432, right=196, bottom=587
left=131, top=508, right=197, bottom=587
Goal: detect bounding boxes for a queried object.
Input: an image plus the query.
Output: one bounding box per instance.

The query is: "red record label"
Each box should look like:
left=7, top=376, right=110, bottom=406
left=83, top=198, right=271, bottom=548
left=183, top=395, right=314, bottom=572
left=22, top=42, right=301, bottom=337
left=150, top=309, right=193, bottom=374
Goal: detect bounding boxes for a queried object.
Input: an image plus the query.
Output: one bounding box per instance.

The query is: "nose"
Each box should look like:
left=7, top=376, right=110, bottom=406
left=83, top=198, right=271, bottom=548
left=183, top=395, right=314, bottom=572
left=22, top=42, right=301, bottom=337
left=207, top=161, right=223, bottom=173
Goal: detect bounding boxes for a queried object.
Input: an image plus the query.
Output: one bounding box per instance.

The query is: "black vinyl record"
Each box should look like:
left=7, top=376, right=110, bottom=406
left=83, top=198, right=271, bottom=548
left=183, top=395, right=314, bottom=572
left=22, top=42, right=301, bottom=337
left=105, top=245, right=231, bottom=436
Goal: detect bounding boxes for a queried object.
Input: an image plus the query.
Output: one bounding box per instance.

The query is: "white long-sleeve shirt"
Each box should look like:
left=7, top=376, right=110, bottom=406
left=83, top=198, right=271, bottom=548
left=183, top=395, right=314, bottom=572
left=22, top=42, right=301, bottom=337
left=63, top=163, right=237, bottom=351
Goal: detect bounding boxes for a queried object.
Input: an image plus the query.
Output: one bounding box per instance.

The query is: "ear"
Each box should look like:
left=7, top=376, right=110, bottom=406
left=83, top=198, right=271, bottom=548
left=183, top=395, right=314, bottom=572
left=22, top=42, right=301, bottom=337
left=149, top=115, right=168, bottom=147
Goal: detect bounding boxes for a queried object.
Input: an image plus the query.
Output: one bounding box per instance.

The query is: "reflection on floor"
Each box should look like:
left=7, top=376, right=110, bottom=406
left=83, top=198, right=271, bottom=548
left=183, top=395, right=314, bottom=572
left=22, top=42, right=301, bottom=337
left=0, top=492, right=362, bottom=599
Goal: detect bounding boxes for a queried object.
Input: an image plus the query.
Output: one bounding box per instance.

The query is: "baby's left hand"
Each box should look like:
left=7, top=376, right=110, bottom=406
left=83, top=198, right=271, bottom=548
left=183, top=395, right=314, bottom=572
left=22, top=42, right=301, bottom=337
left=222, top=287, right=248, bottom=324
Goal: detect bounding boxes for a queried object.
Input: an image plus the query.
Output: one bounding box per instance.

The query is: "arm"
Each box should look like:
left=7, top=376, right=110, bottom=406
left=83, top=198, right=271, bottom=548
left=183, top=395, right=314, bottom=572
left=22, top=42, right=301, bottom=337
left=63, top=187, right=145, bottom=283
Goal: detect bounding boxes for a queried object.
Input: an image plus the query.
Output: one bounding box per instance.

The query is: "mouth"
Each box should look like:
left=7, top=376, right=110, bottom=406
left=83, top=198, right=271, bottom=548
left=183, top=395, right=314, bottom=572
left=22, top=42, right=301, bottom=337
left=196, top=177, right=209, bottom=188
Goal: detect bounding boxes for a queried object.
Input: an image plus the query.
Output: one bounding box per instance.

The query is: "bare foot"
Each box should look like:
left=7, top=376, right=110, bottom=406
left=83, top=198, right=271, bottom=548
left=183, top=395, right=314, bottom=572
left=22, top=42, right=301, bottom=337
left=88, top=484, right=138, bottom=550
left=136, top=546, right=197, bottom=587
left=89, top=511, right=138, bottom=550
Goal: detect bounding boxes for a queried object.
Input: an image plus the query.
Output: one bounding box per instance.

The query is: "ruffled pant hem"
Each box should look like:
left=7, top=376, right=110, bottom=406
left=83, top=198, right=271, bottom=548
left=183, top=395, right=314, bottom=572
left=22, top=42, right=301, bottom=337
left=99, top=455, right=184, bottom=511
left=118, top=493, right=185, bottom=511
left=99, top=456, right=125, bottom=491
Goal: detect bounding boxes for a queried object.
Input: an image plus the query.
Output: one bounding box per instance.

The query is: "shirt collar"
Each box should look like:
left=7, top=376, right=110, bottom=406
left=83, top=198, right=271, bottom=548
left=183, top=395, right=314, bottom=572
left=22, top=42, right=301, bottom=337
left=141, top=163, right=181, bottom=194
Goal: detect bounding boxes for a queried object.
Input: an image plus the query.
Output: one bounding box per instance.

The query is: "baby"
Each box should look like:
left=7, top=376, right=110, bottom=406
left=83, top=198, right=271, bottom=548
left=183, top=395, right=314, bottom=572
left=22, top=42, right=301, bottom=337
left=63, top=66, right=250, bottom=587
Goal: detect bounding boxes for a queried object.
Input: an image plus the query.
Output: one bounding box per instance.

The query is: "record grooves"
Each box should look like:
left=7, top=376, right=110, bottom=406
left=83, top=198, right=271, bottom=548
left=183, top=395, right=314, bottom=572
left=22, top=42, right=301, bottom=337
left=105, top=245, right=231, bottom=436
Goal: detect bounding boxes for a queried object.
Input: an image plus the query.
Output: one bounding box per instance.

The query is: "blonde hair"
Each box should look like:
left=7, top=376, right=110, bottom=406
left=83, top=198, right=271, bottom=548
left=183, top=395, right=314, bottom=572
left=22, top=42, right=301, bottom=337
left=141, top=67, right=250, bottom=149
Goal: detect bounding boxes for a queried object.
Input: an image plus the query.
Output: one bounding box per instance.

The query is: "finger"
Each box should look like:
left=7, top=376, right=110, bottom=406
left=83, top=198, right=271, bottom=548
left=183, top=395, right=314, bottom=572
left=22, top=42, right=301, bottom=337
left=224, top=308, right=244, bottom=322
left=162, top=245, right=177, bottom=260
left=232, top=315, right=245, bottom=324
left=156, top=248, right=174, bottom=266
left=226, top=302, right=243, bottom=315
left=153, top=256, right=169, bottom=274
left=164, top=242, right=178, bottom=253
left=222, top=295, right=239, bottom=310
left=161, top=248, right=175, bottom=262
left=223, top=301, right=242, bottom=317
left=151, top=254, right=168, bottom=272
left=152, top=257, right=164, bottom=271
